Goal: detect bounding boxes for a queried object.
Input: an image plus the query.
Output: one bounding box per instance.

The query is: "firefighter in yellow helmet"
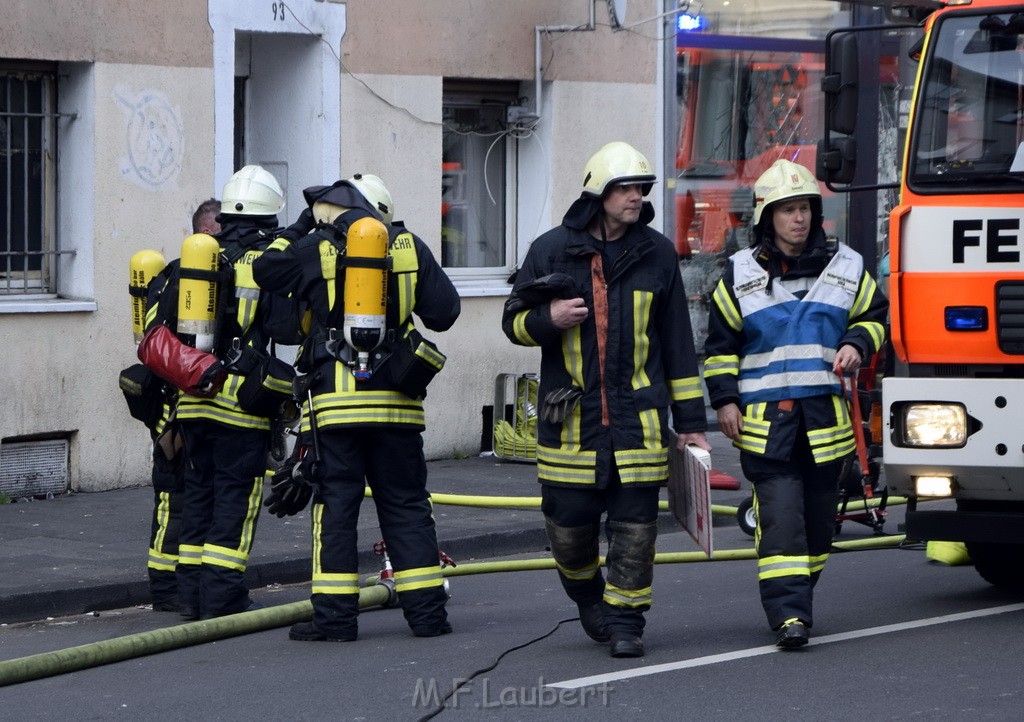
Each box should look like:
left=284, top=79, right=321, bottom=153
left=703, top=158, right=888, bottom=648
left=253, top=173, right=460, bottom=641
left=143, top=165, right=294, bottom=620
left=502, top=141, right=710, bottom=658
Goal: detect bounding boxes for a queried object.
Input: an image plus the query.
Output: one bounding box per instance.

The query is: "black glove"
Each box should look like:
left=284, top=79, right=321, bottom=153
left=264, top=449, right=316, bottom=518
left=540, top=387, right=583, bottom=423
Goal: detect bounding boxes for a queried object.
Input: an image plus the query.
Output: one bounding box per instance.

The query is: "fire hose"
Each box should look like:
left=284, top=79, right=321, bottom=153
left=0, top=534, right=907, bottom=688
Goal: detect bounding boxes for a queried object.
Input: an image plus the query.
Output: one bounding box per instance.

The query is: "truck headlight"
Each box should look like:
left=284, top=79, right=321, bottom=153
left=901, top=403, right=967, bottom=447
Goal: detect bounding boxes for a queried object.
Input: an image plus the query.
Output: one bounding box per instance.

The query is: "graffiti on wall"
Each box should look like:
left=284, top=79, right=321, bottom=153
left=115, top=87, right=184, bottom=189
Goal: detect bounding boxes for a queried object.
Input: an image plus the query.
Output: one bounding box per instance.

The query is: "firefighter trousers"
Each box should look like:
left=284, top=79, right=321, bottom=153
left=741, top=436, right=844, bottom=630
left=541, top=480, right=660, bottom=638
left=177, top=420, right=267, bottom=618
left=147, top=461, right=184, bottom=605
left=310, top=427, right=447, bottom=638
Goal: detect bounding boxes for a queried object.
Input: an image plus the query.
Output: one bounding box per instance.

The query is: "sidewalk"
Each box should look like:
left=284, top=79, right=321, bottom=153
left=0, top=444, right=747, bottom=625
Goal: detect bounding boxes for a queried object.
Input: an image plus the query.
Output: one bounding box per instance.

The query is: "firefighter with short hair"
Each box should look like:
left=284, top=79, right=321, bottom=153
left=253, top=174, right=460, bottom=642
left=145, top=199, right=221, bottom=613
left=145, top=165, right=289, bottom=620
left=502, top=141, right=710, bottom=659
left=703, top=159, right=888, bottom=648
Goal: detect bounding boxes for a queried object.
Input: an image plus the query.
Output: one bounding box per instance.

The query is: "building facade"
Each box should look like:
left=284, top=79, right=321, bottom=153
left=0, top=0, right=673, bottom=493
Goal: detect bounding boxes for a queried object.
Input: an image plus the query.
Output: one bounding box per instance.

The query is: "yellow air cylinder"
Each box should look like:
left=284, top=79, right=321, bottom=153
left=129, top=250, right=166, bottom=344
left=177, top=233, right=220, bottom=351
left=343, top=217, right=389, bottom=379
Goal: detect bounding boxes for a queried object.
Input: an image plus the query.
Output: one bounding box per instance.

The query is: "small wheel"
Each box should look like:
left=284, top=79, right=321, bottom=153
left=737, top=496, right=756, bottom=537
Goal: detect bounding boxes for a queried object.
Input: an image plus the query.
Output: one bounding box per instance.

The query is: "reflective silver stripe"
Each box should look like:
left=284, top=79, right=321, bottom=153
left=739, top=369, right=839, bottom=395
left=739, top=344, right=836, bottom=371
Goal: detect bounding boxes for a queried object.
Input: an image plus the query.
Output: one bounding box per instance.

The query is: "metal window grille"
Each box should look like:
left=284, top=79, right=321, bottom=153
left=1, top=67, right=58, bottom=296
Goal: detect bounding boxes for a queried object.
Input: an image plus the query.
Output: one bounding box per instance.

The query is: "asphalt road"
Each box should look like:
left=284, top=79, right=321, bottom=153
left=3, top=502, right=1023, bottom=721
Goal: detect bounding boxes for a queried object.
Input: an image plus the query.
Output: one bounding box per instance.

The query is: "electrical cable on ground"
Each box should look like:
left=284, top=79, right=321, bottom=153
left=415, top=616, right=579, bottom=722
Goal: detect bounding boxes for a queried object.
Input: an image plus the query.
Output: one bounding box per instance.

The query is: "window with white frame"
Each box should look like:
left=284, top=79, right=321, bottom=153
left=441, top=80, right=521, bottom=278
left=1, top=63, right=58, bottom=296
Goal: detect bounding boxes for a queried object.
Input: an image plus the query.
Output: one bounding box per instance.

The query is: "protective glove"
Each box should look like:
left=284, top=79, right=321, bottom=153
left=264, top=449, right=316, bottom=518
left=540, top=387, right=583, bottom=424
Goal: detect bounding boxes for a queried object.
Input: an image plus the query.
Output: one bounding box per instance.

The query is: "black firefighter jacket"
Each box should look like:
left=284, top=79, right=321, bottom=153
left=502, top=196, right=707, bottom=488
left=252, top=211, right=460, bottom=432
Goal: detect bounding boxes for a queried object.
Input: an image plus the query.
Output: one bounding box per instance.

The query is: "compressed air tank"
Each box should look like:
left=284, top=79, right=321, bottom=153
left=177, top=233, right=220, bottom=351
left=343, top=217, right=389, bottom=378
left=129, top=249, right=166, bottom=344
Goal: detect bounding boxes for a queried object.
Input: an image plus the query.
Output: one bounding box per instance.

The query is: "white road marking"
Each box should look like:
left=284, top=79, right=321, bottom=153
left=547, top=603, right=1024, bottom=689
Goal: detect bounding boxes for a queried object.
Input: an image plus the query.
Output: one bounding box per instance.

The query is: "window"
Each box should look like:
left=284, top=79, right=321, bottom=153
left=442, top=80, right=521, bottom=278
left=1, top=63, right=58, bottom=296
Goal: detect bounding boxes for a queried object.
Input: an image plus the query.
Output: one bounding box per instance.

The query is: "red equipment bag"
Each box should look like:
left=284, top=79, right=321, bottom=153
left=137, top=324, right=227, bottom=398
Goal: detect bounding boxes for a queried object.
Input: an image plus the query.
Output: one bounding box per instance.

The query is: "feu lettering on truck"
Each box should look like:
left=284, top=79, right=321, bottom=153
left=900, top=207, right=1024, bottom=272
left=952, top=218, right=1022, bottom=263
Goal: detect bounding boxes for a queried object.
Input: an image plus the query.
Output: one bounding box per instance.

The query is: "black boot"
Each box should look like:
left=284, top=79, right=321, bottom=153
left=775, top=619, right=809, bottom=649
left=289, top=621, right=357, bottom=642
left=578, top=603, right=610, bottom=643
left=609, top=633, right=644, bottom=658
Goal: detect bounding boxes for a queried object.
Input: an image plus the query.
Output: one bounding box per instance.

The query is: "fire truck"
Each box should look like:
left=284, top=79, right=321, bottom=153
left=819, top=0, right=1024, bottom=589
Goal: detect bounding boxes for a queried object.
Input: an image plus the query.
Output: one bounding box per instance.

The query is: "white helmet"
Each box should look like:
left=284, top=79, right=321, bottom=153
left=348, top=173, right=393, bottom=224
left=752, top=159, right=821, bottom=227
left=222, top=165, right=285, bottom=216
left=581, top=142, right=657, bottom=197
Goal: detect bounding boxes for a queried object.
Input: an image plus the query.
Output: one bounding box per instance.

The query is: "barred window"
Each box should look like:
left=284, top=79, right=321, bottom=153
left=1, top=64, right=58, bottom=296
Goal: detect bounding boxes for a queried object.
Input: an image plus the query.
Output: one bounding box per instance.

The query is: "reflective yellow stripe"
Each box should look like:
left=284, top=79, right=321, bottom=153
left=512, top=310, right=537, bottom=346
left=713, top=280, right=743, bottom=332
left=669, top=376, right=703, bottom=401
left=538, top=462, right=596, bottom=485
left=177, top=393, right=271, bottom=430
left=390, top=234, right=418, bottom=321
left=809, top=552, right=829, bottom=574
left=203, top=543, right=249, bottom=572
left=638, top=408, right=659, bottom=451
left=603, top=584, right=653, bottom=608
left=851, top=320, right=886, bottom=351
left=394, top=565, right=445, bottom=592
left=556, top=557, right=600, bottom=581
left=618, top=462, right=669, bottom=484
left=849, top=273, right=876, bottom=318
left=152, top=490, right=172, bottom=552
left=319, top=239, right=338, bottom=311
left=147, top=548, right=177, bottom=572
left=703, top=354, right=739, bottom=379
left=757, top=555, right=811, bottom=581
left=808, top=396, right=855, bottom=462
left=415, top=340, right=446, bottom=371
left=178, top=544, right=203, bottom=567
left=312, top=503, right=324, bottom=575
left=631, top=290, right=653, bottom=389
left=560, top=327, right=584, bottom=448
left=311, top=572, right=361, bottom=596
left=267, top=237, right=290, bottom=251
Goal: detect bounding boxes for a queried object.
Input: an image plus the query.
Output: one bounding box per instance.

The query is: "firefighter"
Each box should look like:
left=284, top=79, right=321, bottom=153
left=252, top=174, right=461, bottom=641
left=145, top=165, right=289, bottom=620
left=145, top=199, right=222, bottom=612
left=501, top=141, right=710, bottom=659
left=703, top=159, right=888, bottom=648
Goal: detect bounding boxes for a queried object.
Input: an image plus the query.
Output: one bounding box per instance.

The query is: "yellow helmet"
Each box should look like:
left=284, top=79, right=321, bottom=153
left=348, top=173, right=393, bottom=224
left=581, top=141, right=656, bottom=197
left=752, top=159, right=820, bottom=227
left=222, top=165, right=285, bottom=216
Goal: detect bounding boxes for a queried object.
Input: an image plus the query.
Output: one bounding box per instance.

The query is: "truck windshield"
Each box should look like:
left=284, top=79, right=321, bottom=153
left=910, top=12, right=1024, bottom=192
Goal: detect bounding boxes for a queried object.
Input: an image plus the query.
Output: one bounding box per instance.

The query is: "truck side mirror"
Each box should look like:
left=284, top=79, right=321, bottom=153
left=822, top=31, right=860, bottom=136
left=816, top=137, right=857, bottom=185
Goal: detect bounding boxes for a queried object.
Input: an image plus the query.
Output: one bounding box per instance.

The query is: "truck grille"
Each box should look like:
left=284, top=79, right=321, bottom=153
left=996, top=282, right=1024, bottom=354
